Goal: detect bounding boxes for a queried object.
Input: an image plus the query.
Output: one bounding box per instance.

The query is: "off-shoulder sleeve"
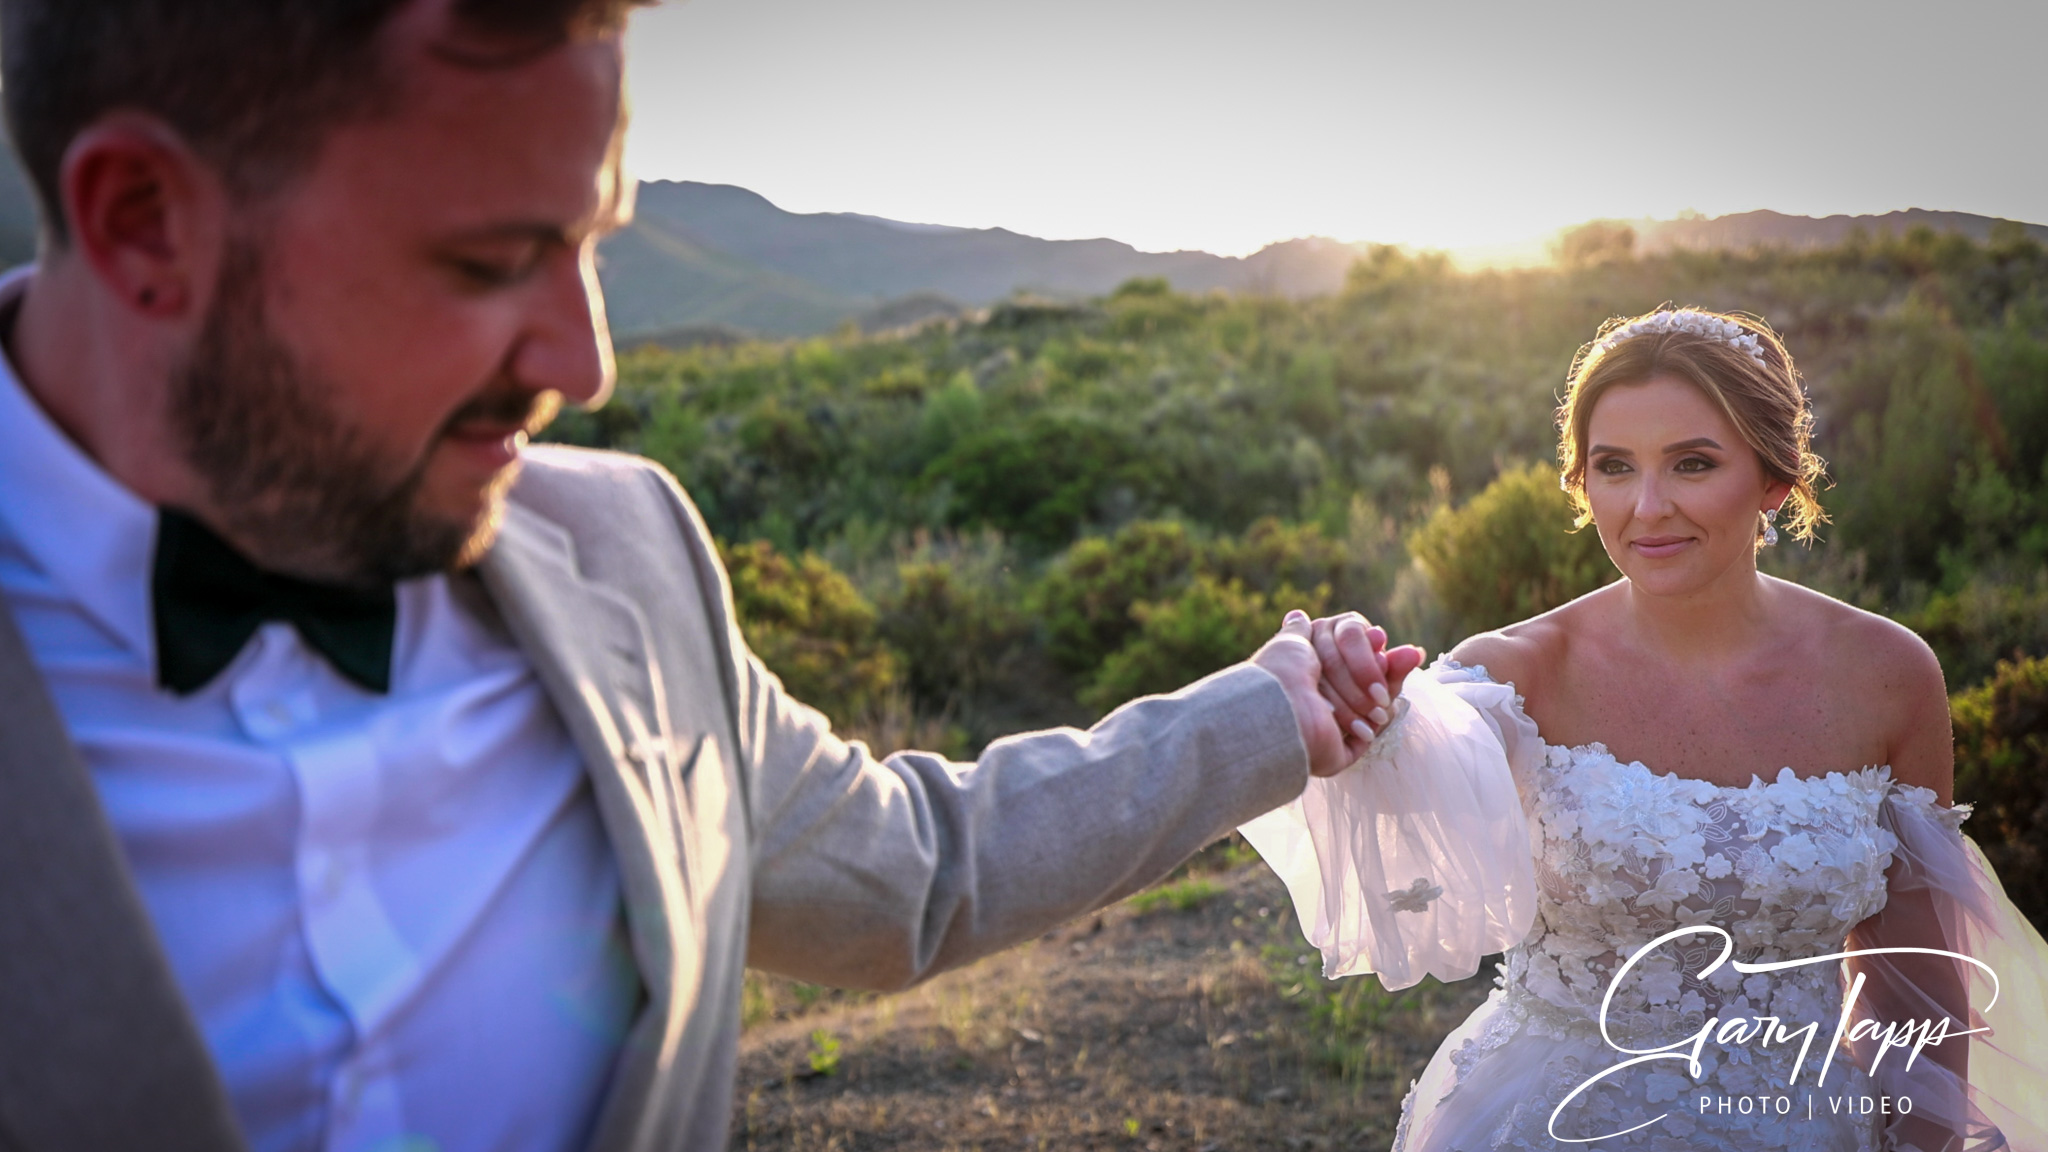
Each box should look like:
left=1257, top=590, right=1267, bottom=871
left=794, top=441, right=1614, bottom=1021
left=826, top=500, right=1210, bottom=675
left=1843, top=783, right=2048, bottom=1151
left=1237, top=662, right=1540, bottom=990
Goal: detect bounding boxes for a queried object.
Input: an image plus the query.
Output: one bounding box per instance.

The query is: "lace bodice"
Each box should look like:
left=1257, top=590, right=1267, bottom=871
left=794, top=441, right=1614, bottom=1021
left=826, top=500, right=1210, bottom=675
left=1504, top=710, right=1900, bottom=1041
left=1427, top=663, right=1903, bottom=1148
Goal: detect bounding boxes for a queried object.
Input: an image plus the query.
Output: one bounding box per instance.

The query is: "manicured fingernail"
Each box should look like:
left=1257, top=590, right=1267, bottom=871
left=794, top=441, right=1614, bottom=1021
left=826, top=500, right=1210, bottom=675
left=1285, top=609, right=1308, bottom=623
left=1351, top=719, right=1374, bottom=741
left=1369, top=682, right=1390, bottom=707
left=1369, top=706, right=1389, bottom=727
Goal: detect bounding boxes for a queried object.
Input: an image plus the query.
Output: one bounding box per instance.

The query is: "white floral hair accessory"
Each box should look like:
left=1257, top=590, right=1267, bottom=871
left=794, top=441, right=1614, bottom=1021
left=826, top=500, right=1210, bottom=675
left=1592, top=309, right=1767, bottom=366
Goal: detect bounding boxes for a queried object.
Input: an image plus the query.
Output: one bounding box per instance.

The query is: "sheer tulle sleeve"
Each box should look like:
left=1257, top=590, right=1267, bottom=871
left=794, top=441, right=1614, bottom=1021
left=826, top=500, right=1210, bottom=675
left=1842, top=783, right=2048, bottom=1151
left=1238, top=663, right=1541, bottom=990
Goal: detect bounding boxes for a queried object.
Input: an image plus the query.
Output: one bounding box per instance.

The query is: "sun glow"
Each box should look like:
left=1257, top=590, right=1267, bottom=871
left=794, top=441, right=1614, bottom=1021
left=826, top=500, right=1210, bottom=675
left=621, top=0, right=2047, bottom=262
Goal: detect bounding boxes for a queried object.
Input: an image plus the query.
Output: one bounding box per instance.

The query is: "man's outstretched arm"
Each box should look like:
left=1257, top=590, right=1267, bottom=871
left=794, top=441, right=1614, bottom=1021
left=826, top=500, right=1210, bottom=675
left=732, top=602, right=1409, bottom=991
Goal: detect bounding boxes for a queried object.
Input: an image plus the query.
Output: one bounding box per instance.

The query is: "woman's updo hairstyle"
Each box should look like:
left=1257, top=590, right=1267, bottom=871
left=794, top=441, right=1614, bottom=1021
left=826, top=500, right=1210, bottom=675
left=1556, top=307, right=1827, bottom=546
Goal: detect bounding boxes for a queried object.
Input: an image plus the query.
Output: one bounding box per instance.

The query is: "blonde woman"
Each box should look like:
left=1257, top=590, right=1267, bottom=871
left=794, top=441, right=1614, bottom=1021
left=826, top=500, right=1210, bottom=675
left=1244, top=309, right=2048, bottom=1151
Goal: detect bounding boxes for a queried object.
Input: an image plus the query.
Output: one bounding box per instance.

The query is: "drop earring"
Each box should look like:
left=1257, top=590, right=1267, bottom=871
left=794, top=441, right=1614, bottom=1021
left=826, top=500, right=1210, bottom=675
left=1761, top=508, right=1780, bottom=547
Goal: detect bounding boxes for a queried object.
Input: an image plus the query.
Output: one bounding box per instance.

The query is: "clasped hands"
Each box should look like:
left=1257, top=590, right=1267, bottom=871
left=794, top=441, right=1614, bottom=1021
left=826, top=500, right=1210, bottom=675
left=1251, top=609, right=1425, bottom=778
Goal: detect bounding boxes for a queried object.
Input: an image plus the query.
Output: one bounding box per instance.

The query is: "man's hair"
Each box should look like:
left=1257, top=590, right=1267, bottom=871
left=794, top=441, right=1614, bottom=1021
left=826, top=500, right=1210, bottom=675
left=1, top=0, right=649, bottom=246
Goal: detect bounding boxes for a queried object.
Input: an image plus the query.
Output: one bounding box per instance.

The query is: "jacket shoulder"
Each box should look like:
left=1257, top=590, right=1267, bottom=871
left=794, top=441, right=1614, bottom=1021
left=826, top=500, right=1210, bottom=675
left=509, top=443, right=711, bottom=541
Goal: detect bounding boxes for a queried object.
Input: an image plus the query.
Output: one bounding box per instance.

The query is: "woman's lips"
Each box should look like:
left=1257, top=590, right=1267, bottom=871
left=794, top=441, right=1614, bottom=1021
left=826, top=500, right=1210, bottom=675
left=1630, top=535, right=1692, bottom=559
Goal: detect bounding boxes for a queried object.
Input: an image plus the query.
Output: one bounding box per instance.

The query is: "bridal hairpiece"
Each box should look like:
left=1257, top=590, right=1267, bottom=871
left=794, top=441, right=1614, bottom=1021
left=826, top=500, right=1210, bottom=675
left=1592, top=309, right=1768, bottom=366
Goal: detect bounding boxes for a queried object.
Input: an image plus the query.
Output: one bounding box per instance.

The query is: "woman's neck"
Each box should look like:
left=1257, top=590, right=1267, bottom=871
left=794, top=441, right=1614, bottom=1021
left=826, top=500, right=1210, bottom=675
left=1618, top=563, right=1778, bottom=666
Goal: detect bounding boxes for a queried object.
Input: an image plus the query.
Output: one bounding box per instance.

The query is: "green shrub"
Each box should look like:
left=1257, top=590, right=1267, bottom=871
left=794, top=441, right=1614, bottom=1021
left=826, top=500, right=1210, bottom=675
left=923, top=413, right=1156, bottom=551
left=1952, top=655, right=2048, bottom=933
left=877, top=558, right=1033, bottom=719
left=1406, top=461, right=1616, bottom=637
left=1032, top=520, right=1201, bottom=674
left=1902, top=571, right=2048, bottom=689
left=1081, top=575, right=1326, bottom=715
left=720, top=539, right=901, bottom=724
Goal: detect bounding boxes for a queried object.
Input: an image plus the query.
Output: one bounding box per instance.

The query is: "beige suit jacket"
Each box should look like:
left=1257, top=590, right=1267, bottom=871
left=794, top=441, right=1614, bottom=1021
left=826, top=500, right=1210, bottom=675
left=0, top=445, right=1310, bottom=1151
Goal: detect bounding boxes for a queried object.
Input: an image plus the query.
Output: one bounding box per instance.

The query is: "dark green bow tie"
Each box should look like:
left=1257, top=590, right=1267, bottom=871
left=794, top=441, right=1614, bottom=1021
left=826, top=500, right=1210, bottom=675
left=151, top=509, right=396, bottom=695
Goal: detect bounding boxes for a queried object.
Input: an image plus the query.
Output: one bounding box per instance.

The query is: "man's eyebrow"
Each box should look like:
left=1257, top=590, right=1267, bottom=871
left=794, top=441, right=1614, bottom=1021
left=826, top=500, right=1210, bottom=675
left=442, top=221, right=578, bottom=247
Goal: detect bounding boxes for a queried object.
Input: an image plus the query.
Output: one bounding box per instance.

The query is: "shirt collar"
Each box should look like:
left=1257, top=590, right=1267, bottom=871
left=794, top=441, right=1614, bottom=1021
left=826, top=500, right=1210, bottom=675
left=0, top=265, right=161, bottom=659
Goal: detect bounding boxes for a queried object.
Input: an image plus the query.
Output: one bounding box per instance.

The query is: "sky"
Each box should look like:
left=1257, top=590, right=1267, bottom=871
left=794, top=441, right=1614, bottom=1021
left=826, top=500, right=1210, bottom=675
left=621, top=0, right=2048, bottom=258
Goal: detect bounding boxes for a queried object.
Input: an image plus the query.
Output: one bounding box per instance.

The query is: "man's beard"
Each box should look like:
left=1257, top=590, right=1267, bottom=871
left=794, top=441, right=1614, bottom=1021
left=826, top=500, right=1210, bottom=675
left=168, top=241, right=553, bottom=586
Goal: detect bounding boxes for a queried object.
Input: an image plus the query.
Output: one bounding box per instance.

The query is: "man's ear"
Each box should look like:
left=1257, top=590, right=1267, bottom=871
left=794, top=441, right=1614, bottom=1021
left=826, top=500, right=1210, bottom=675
left=56, top=113, right=227, bottom=321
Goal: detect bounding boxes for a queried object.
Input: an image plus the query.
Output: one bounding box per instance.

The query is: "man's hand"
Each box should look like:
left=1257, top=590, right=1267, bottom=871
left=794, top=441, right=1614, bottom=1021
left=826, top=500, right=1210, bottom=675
left=1252, top=609, right=1423, bottom=778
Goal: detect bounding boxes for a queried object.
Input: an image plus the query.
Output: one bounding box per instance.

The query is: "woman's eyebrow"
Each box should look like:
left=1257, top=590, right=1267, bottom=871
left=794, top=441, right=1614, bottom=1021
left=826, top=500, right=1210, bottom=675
left=1662, top=437, right=1723, bottom=453
left=1588, top=444, right=1630, bottom=455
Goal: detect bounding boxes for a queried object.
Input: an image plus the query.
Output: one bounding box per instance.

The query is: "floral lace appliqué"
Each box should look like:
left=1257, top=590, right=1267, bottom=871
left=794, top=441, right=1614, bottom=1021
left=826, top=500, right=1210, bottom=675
left=1393, top=664, right=1908, bottom=1152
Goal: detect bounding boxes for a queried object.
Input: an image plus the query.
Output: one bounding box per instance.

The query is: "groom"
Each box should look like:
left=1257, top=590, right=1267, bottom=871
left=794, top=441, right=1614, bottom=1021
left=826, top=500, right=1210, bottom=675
left=0, top=2, right=1420, bottom=1151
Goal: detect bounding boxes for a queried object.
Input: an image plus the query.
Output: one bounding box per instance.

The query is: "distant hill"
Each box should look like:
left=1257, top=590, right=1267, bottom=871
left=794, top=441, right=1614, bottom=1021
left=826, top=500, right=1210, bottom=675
left=601, top=188, right=2048, bottom=339
left=0, top=134, right=2042, bottom=340
left=1635, top=208, right=2048, bottom=253
left=600, top=182, right=1363, bottom=338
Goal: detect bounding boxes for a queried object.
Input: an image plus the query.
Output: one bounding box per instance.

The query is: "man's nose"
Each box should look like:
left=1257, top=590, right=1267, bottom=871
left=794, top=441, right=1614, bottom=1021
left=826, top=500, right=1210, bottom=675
left=510, top=242, right=615, bottom=410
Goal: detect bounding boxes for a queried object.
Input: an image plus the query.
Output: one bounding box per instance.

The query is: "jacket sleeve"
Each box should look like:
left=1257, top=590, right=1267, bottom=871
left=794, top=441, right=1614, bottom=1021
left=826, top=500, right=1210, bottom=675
left=742, top=649, right=1312, bottom=989
left=738, top=647, right=1308, bottom=990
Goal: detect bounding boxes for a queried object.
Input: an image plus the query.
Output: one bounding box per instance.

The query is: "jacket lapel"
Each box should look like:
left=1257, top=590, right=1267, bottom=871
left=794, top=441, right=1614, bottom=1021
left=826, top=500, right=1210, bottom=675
left=475, top=505, right=699, bottom=1057
left=0, top=603, right=248, bottom=1152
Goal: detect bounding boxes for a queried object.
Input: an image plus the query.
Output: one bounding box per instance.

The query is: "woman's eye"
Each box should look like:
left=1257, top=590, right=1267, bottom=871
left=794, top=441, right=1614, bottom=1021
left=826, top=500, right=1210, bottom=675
left=1675, top=456, right=1716, bottom=473
left=1595, top=458, right=1631, bottom=475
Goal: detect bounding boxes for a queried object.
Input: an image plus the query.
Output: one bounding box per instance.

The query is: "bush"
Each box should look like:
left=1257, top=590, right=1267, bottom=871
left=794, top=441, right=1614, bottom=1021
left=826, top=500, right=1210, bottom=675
left=1405, top=462, right=1616, bottom=637
left=1901, top=570, right=2048, bottom=689
left=1081, top=575, right=1326, bottom=715
left=923, top=412, right=1156, bottom=551
left=876, top=558, right=1034, bottom=720
left=720, top=539, right=901, bottom=725
left=1952, top=655, right=2048, bottom=933
left=1032, top=521, right=1201, bottom=674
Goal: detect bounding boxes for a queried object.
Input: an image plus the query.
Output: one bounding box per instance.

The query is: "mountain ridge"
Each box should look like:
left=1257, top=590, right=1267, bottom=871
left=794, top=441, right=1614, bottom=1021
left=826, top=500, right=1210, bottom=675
left=601, top=183, right=2048, bottom=340
left=0, top=133, right=2039, bottom=341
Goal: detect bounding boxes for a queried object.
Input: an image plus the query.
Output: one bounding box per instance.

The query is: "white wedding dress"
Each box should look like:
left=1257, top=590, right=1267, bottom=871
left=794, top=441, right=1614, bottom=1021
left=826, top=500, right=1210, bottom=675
left=1240, top=661, right=2048, bottom=1151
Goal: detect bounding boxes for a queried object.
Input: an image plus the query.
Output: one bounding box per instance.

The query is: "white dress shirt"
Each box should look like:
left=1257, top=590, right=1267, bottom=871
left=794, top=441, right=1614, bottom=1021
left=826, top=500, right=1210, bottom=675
left=0, top=281, right=640, bottom=1152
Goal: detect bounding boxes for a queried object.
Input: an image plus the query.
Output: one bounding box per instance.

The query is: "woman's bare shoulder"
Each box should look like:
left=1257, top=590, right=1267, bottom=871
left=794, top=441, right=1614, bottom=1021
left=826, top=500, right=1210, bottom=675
left=1774, top=579, right=1946, bottom=698
left=1444, top=588, right=1613, bottom=697
left=1771, top=579, right=1952, bottom=795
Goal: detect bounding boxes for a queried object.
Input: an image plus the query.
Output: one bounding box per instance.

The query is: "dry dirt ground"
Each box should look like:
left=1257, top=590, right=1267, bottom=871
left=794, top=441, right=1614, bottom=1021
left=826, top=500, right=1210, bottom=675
left=730, top=849, right=1498, bottom=1151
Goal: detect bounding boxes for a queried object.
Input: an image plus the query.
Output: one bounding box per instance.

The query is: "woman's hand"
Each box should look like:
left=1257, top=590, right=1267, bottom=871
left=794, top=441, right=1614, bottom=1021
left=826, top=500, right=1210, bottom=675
left=1251, top=609, right=1423, bottom=777
left=1311, top=611, right=1424, bottom=746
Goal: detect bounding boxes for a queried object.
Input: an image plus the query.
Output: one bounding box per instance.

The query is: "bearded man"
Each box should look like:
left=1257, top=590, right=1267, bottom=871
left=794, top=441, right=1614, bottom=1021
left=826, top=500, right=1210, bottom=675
left=0, top=2, right=1418, bottom=1149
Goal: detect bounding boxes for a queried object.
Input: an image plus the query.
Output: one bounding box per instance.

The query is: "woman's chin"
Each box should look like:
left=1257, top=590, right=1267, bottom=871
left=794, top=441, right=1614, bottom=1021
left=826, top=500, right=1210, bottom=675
left=1614, top=553, right=1754, bottom=598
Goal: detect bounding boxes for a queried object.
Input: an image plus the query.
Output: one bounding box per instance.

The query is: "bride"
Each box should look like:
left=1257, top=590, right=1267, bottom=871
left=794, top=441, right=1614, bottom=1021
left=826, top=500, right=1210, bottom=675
left=1242, top=308, right=2048, bottom=1151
